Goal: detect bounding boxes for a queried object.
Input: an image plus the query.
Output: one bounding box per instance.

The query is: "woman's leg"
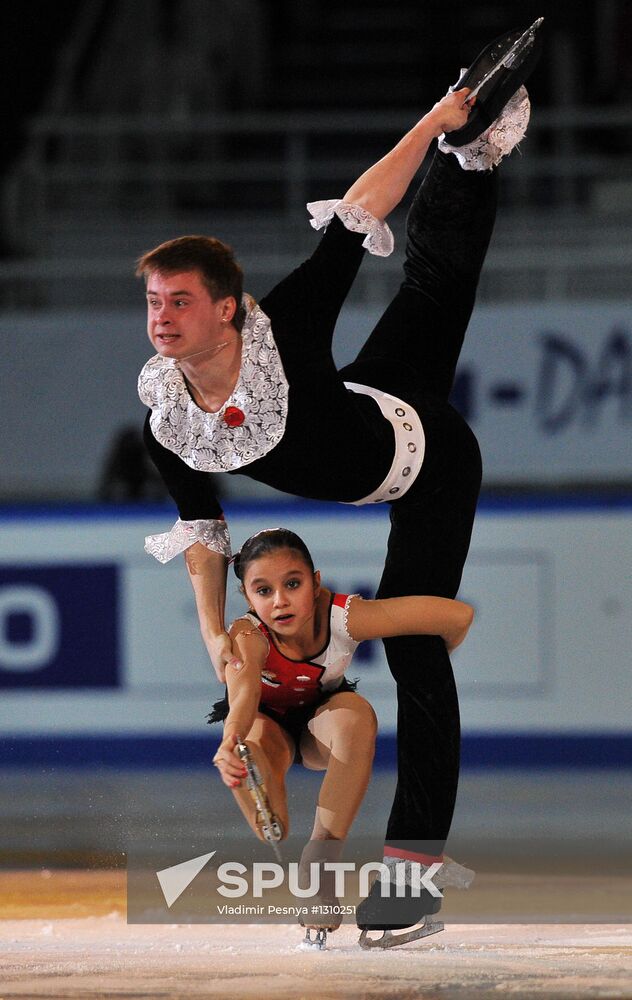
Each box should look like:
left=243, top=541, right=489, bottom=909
left=350, top=149, right=499, bottom=400
left=231, top=712, right=295, bottom=842
left=298, top=691, right=378, bottom=932
left=300, top=691, right=378, bottom=841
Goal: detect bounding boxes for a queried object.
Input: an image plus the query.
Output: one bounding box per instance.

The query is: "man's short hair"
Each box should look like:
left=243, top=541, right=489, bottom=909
left=136, top=235, right=246, bottom=330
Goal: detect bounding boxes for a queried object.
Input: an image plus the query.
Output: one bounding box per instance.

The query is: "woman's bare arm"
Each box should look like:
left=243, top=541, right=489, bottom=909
left=212, top=622, right=269, bottom=787
left=223, top=624, right=269, bottom=743
left=346, top=594, right=474, bottom=654
left=343, top=88, right=471, bottom=221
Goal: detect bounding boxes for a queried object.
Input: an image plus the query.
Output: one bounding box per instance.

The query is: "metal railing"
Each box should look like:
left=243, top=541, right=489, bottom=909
left=2, top=106, right=632, bottom=307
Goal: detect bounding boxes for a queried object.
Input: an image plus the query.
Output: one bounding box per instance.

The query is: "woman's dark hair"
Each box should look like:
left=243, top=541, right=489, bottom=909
left=233, top=528, right=315, bottom=583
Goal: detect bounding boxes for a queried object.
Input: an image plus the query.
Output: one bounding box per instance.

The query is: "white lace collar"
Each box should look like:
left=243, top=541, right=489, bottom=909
left=138, top=299, right=289, bottom=472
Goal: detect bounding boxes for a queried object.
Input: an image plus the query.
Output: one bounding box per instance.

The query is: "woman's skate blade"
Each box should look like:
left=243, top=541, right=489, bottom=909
left=300, top=927, right=329, bottom=950
left=358, top=916, right=444, bottom=950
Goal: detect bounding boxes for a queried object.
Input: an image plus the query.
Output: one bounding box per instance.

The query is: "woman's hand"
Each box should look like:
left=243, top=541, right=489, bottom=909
left=212, top=733, right=248, bottom=788
left=426, top=87, right=473, bottom=137
left=208, top=632, right=242, bottom=684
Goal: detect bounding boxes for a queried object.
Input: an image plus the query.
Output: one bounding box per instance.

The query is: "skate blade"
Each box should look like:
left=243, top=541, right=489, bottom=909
left=358, top=918, right=444, bottom=950
left=300, top=927, right=328, bottom=950
left=271, top=841, right=283, bottom=864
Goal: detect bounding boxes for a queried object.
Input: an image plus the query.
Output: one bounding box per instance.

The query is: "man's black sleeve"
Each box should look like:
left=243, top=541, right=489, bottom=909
left=143, top=412, right=224, bottom=521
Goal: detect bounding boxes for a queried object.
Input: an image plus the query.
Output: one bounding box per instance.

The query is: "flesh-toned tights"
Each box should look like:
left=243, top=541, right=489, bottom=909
left=233, top=691, right=377, bottom=845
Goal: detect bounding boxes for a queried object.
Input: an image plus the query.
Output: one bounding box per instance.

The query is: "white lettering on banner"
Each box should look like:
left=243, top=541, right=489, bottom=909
left=0, top=585, right=60, bottom=671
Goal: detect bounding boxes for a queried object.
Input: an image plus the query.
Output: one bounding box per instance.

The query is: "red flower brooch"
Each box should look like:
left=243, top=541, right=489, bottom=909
left=223, top=406, right=245, bottom=428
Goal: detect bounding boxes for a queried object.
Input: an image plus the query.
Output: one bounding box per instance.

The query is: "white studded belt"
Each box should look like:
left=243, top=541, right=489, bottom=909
left=343, top=382, right=425, bottom=505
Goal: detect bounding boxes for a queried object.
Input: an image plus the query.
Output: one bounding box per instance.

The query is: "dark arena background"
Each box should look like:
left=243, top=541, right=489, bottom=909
left=1, top=2, right=631, bottom=997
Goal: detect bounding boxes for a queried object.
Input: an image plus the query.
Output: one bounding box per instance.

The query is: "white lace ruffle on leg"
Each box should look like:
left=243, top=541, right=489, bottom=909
left=144, top=518, right=231, bottom=563
left=438, top=85, right=530, bottom=171
left=307, top=200, right=394, bottom=256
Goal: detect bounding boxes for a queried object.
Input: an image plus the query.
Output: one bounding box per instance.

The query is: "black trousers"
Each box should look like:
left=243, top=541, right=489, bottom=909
left=343, top=150, right=499, bottom=854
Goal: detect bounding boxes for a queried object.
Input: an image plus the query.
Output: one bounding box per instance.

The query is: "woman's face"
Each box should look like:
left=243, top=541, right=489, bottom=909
left=242, top=548, right=320, bottom=637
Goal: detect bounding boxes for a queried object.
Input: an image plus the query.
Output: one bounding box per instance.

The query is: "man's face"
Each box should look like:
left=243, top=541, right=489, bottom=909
left=145, top=269, right=231, bottom=360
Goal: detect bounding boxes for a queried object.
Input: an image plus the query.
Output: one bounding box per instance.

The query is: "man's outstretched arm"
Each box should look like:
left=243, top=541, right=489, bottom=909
left=184, top=542, right=242, bottom=683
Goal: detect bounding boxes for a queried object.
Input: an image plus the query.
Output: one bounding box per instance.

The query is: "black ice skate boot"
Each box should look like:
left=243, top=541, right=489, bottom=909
left=356, top=880, right=443, bottom=950
left=448, top=17, right=544, bottom=147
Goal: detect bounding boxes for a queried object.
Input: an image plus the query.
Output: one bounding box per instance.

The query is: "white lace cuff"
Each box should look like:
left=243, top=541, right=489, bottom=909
left=307, top=200, right=394, bottom=257
left=342, top=593, right=362, bottom=642
left=438, top=84, right=530, bottom=171
left=144, top=518, right=231, bottom=564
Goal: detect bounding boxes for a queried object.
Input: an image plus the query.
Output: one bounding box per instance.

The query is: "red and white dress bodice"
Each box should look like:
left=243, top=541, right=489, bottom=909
left=235, top=593, right=359, bottom=715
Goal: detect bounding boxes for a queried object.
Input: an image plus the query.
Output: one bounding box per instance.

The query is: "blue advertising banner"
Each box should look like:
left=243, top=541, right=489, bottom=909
left=0, top=504, right=630, bottom=768
left=0, top=564, right=119, bottom=689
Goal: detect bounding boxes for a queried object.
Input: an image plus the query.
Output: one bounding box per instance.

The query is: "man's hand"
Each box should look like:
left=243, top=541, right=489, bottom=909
left=427, top=87, right=474, bottom=137
left=208, top=632, right=242, bottom=684
left=212, top=733, right=247, bottom=788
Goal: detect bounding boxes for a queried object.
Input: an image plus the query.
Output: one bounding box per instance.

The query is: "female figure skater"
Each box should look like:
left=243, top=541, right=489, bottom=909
left=138, top=45, right=535, bottom=939
left=210, top=527, right=473, bottom=943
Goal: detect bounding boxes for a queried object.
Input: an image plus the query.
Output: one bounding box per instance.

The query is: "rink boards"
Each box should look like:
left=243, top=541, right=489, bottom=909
left=0, top=499, right=631, bottom=766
